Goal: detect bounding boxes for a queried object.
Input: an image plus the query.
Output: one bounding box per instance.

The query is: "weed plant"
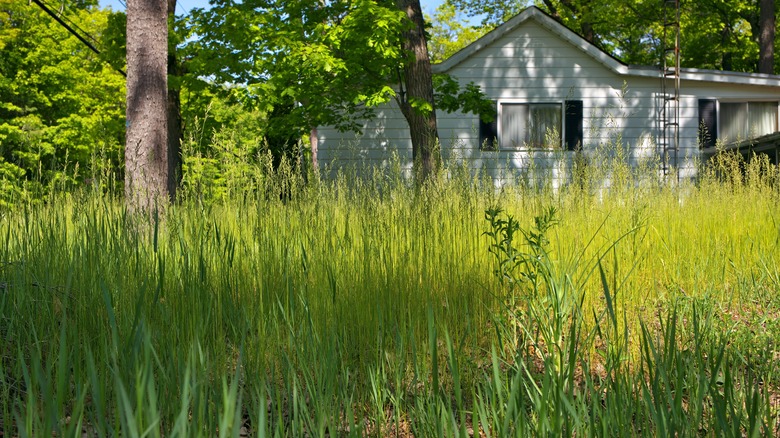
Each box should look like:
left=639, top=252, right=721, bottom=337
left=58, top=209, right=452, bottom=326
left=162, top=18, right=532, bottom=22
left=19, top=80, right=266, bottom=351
left=0, top=143, right=778, bottom=436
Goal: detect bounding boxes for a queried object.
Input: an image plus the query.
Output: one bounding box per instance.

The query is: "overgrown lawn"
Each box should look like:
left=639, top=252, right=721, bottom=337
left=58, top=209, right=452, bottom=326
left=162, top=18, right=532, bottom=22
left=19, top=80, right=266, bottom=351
left=1, top=157, right=779, bottom=436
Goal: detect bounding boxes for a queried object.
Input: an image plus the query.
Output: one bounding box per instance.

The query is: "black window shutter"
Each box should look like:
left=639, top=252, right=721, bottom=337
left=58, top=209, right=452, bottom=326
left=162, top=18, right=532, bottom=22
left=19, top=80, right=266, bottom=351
left=698, top=99, right=717, bottom=149
left=479, top=102, right=498, bottom=151
left=564, top=100, right=583, bottom=151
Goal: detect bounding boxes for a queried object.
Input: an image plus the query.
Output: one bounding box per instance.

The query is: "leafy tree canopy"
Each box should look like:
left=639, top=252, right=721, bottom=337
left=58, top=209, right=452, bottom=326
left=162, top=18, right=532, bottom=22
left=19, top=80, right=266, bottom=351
left=427, top=2, right=488, bottom=63
left=185, top=0, right=409, bottom=136
left=184, top=0, right=493, bottom=142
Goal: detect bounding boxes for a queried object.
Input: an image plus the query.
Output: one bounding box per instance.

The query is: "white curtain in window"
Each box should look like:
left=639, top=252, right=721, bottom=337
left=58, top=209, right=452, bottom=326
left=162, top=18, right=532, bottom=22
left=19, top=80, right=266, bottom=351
left=720, top=103, right=748, bottom=142
left=529, top=104, right=562, bottom=149
left=748, top=102, right=778, bottom=137
left=501, top=104, right=528, bottom=148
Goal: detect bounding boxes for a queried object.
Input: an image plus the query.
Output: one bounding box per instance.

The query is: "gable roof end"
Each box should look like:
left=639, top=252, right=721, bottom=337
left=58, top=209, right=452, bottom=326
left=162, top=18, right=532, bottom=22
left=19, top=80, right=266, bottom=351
left=432, top=6, right=629, bottom=75
left=431, top=6, right=780, bottom=87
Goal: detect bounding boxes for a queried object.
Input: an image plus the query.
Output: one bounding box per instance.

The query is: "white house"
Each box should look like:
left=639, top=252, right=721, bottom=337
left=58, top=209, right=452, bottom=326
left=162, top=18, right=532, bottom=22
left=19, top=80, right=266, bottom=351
left=317, top=6, right=780, bottom=184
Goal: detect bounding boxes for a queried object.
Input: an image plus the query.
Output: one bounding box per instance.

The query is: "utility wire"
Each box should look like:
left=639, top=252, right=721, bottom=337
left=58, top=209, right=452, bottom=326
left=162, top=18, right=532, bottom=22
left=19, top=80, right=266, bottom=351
left=39, top=0, right=102, bottom=46
left=30, top=0, right=127, bottom=77
left=176, top=3, right=188, bottom=16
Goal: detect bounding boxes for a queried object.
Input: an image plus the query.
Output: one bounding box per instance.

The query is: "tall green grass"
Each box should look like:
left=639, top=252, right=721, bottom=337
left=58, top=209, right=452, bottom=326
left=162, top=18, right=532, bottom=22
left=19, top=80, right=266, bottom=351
left=1, top=150, right=779, bottom=436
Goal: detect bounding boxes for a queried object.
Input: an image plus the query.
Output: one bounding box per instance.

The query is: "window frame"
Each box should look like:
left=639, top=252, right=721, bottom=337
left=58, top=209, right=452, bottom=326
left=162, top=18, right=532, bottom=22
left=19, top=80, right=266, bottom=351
left=715, top=99, right=780, bottom=143
left=478, top=100, right=582, bottom=152
left=497, top=100, right=564, bottom=151
left=698, top=99, right=780, bottom=149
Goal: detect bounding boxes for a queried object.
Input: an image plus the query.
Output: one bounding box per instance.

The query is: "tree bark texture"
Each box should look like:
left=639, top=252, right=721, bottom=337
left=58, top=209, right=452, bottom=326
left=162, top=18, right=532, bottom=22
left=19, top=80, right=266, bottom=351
left=309, top=127, right=319, bottom=173
left=126, top=0, right=170, bottom=211
left=167, top=0, right=182, bottom=199
left=396, top=0, right=439, bottom=182
left=757, top=0, right=775, bottom=74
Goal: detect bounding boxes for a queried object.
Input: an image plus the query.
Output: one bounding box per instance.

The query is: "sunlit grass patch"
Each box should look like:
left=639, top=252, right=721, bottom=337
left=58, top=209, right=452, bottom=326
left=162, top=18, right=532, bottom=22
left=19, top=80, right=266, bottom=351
left=1, top=154, right=779, bottom=435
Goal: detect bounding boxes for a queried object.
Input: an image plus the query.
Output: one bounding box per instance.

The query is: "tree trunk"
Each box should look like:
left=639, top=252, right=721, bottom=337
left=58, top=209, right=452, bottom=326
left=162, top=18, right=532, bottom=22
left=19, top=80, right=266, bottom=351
left=757, top=0, right=775, bottom=74
left=309, top=127, right=319, bottom=173
left=721, top=24, right=733, bottom=71
left=396, top=0, right=439, bottom=182
left=126, top=0, right=170, bottom=211
left=167, top=0, right=182, bottom=199
left=559, top=0, right=597, bottom=45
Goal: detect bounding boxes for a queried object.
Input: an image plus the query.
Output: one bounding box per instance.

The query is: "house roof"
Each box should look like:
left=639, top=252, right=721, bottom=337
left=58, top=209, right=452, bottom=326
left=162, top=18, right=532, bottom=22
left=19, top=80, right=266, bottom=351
left=432, top=6, right=780, bottom=88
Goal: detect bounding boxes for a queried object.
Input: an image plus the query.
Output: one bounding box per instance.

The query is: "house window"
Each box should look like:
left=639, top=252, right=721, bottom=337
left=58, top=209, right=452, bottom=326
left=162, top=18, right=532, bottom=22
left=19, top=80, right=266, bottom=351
left=700, top=100, right=779, bottom=147
left=501, top=103, right=562, bottom=149
left=720, top=102, right=777, bottom=142
left=479, top=100, right=582, bottom=151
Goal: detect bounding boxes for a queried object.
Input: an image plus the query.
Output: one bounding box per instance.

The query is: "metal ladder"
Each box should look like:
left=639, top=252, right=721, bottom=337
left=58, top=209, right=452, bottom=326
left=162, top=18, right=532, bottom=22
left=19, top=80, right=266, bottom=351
left=659, top=0, right=681, bottom=181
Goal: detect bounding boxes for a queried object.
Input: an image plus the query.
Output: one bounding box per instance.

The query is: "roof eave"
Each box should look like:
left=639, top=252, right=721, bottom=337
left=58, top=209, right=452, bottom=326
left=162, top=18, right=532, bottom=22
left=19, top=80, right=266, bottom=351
left=626, top=65, right=780, bottom=86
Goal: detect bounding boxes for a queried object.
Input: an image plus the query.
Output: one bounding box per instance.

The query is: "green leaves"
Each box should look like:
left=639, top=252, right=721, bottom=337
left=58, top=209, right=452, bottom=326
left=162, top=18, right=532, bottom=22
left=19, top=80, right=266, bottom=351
left=409, top=97, right=434, bottom=117
left=433, top=73, right=495, bottom=121
left=0, top=0, right=125, bottom=206
left=185, top=0, right=409, bottom=136
left=427, top=2, right=489, bottom=63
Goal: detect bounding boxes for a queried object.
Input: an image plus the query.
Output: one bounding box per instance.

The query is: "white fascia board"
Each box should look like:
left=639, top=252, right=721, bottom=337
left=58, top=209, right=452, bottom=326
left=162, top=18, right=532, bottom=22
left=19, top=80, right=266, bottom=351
left=679, top=68, right=780, bottom=87
left=626, top=67, right=780, bottom=87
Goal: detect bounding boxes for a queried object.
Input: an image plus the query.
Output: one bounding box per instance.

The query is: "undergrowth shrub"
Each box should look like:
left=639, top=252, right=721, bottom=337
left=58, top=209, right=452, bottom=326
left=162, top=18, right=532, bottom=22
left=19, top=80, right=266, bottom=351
left=703, top=148, right=780, bottom=192
left=478, top=206, right=779, bottom=436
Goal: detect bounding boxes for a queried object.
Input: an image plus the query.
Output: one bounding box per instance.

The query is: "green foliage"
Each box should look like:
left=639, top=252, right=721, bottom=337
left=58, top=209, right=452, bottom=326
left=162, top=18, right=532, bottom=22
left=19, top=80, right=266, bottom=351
left=0, top=0, right=125, bottom=206
left=2, top=0, right=779, bottom=430
left=100, top=10, right=126, bottom=74
left=427, top=2, right=489, bottom=63
left=184, top=0, right=495, bottom=161
left=675, top=0, right=762, bottom=72
left=433, top=74, right=496, bottom=122
left=185, top=0, right=408, bottom=136
left=702, top=148, right=780, bottom=190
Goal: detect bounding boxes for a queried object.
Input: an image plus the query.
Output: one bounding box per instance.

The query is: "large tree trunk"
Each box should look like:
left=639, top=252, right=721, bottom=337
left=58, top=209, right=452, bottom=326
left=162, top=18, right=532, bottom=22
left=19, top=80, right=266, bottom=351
left=126, top=0, right=170, bottom=211
left=167, top=0, right=182, bottom=199
left=558, top=0, right=598, bottom=45
left=757, top=0, right=775, bottom=74
left=396, top=0, right=439, bottom=182
left=721, top=24, right=733, bottom=71
left=309, top=127, right=319, bottom=173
